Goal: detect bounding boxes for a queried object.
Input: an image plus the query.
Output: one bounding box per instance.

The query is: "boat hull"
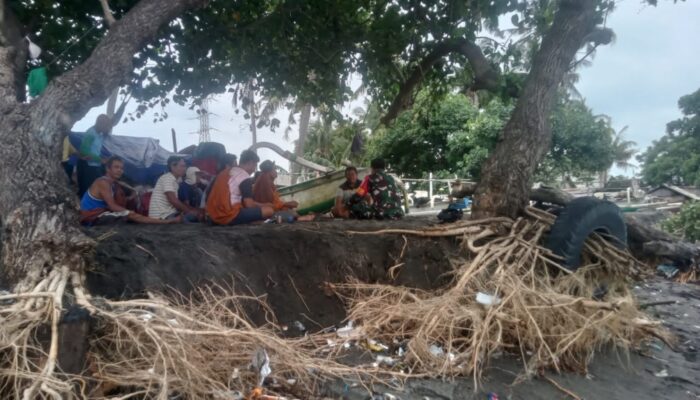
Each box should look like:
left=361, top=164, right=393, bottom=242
left=278, top=169, right=410, bottom=215
left=277, top=169, right=370, bottom=215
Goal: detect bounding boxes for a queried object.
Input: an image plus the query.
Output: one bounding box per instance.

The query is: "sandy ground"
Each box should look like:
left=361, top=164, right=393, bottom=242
left=82, top=219, right=700, bottom=400
left=324, top=278, right=700, bottom=400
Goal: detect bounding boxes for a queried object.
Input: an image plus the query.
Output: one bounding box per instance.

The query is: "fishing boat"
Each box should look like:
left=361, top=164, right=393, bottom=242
left=250, top=142, right=409, bottom=215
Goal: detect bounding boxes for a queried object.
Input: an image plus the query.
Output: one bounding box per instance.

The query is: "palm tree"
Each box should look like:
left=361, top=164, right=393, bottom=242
left=610, top=126, right=637, bottom=170
left=599, top=125, right=637, bottom=186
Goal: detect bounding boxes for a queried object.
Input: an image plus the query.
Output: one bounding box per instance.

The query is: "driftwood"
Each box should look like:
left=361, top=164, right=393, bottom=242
left=451, top=182, right=699, bottom=265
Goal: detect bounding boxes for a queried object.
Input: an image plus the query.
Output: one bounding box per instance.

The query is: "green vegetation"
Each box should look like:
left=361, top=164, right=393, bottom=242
left=663, top=201, right=700, bottom=242
left=639, top=88, right=700, bottom=187
left=360, top=91, right=626, bottom=185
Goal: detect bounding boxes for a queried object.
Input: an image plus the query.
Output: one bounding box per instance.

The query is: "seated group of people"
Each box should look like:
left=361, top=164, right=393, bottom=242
left=332, top=159, right=404, bottom=220
left=79, top=149, right=404, bottom=226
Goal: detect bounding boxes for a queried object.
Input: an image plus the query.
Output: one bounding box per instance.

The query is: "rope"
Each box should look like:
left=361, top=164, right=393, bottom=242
left=46, top=23, right=101, bottom=66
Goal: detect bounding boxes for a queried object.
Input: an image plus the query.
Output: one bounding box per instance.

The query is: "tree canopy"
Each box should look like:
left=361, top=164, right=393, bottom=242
left=10, top=0, right=619, bottom=121
left=365, top=91, right=620, bottom=185
left=638, top=88, right=700, bottom=186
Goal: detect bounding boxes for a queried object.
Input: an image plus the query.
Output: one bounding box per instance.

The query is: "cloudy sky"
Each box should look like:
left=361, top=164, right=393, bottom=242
left=576, top=0, right=700, bottom=174
left=75, top=0, right=700, bottom=176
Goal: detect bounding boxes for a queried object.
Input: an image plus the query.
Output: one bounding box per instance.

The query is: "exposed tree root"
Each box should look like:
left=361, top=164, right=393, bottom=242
left=336, top=208, right=672, bottom=386
left=0, top=208, right=671, bottom=398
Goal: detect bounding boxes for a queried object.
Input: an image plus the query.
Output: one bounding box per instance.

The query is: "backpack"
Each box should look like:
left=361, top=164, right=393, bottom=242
left=437, top=203, right=463, bottom=223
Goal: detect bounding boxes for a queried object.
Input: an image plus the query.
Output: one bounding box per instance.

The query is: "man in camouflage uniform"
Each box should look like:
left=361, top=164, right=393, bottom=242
left=361, top=158, right=404, bottom=220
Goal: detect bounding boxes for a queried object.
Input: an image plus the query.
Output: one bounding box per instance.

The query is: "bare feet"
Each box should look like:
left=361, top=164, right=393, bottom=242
left=296, top=214, right=316, bottom=222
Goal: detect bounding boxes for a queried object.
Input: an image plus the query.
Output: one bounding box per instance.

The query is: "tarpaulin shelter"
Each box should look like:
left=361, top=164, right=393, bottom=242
left=69, top=132, right=190, bottom=186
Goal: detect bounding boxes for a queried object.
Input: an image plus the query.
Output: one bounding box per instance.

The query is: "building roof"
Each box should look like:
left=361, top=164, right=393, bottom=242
left=647, top=184, right=700, bottom=201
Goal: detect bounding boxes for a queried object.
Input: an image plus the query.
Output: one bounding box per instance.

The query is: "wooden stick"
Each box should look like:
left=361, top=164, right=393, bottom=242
left=543, top=376, right=582, bottom=400
left=639, top=300, right=677, bottom=309
left=287, top=273, right=311, bottom=313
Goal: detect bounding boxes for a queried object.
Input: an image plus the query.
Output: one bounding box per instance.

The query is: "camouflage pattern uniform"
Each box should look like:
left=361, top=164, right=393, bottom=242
left=366, top=171, right=404, bottom=220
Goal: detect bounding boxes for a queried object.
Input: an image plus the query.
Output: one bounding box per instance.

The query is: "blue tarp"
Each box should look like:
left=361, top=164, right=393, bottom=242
left=69, top=132, right=188, bottom=186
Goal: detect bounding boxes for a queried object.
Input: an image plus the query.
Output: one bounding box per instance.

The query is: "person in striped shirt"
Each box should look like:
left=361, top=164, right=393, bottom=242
left=149, top=156, right=204, bottom=222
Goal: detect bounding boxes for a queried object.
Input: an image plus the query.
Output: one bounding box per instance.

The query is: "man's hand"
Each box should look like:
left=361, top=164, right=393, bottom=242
left=284, top=201, right=299, bottom=209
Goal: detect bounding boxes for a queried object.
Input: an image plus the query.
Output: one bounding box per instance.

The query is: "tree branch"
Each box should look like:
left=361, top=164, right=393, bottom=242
left=98, top=0, right=118, bottom=26
left=0, top=0, right=28, bottom=109
left=472, top=0, right=599, bottom=218
left=29, top=0, right=208, bottom=144
left=380, top=38, right=498, bottom=125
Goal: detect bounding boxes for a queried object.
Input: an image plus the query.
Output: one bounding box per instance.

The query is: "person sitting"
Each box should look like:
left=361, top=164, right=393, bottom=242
left=206, top=150, right=273, bottom=225
left=80, top=156, right=176, bottom=225
left=251, top=160, right=296, bottom=211
left=178, top=166, right=208, bottom=208
left=332, top=166, right=372, bottom=219
left=359, top=158, right=404, bottom=220
left=201, top=153, right=237, bottom=208
left=149, top=156, right=204, bottom=222
left=247, top=160, right=315, bottom=222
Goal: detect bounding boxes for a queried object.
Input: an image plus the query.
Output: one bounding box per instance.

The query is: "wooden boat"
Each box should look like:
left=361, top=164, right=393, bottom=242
left=250, top=142, right=408, bottom=215
left=277, top=168, right=370, bottom=215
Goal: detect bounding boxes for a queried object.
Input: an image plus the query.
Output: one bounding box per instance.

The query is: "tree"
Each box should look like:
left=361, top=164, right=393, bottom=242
left=369, top=92, right=479, bottom=176
left=0, top=0, right=669, bottom=395
left=597, top=125, right=636, bottom=186
left=304, top=117, right=367, bottom=168
left=1, top=2, right=209, bottom=394
left=537, top=99, right=616, bottom=186
left=639, top=88, right=700, bottom=186
left=369, top=92, right=617, bottom=185
left=446, top=98, right=514, bottom=179
left=610, top=126, right=637, bottom=170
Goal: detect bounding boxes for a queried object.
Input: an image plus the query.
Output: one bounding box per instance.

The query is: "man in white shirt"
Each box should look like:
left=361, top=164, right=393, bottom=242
left=225, top=150, right=274, bottom=224
left=149, top=156, right=204, bottom=222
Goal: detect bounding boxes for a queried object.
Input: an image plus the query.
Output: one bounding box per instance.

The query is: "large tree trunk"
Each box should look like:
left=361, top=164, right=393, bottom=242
left=0, top=0, right=207, bottom=286
left=291, top=104, right=312, bottom=184
left=471, top=0, right=599, bottom=219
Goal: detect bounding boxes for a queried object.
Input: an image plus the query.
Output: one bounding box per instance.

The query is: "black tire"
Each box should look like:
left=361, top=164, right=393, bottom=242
left=545, top=197, right=627, bottom=270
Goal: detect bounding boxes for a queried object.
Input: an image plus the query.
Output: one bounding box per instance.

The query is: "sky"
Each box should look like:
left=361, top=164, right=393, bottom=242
left=576, top=0, right=700, bottom=175
left=75, top=0, right=700, bottom=177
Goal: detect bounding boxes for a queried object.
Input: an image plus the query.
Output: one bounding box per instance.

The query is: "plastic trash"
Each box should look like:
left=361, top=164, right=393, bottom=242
left=274, top=211, right=295, bottom=224
left=251, top=348, right=272, bottom=387
left=656, top=264, right=679, bottom=279
left=293, top=321, right=306, bottom=332
left=0, top=290, right=14, bottom=305
left=476, top=292, right=502, bottom=306
left=429, top=344, right=444, bottom=357
left=487, top=392, right=499, bottom=400
left=26, top=36, right=42, bottom=59
left=654, top=369, right=669, bottom=378
left=375, top=355, right=396, bottom=366
left=336, top=321, right=359, bottom=338
left=365, top=339, right=389, bottom=352
left=140, top=312, right=154, bottom=322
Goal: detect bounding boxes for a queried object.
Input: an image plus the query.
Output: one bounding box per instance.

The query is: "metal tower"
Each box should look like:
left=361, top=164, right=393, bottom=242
left=197, top=97, right=211, bottom=143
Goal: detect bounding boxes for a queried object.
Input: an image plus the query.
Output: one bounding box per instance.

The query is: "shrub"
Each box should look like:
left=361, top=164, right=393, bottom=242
left=663, top=201, right=700, bottom=242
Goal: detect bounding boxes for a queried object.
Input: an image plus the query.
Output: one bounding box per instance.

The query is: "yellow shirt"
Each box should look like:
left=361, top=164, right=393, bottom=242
left=62, top=136, right=77, bottom=162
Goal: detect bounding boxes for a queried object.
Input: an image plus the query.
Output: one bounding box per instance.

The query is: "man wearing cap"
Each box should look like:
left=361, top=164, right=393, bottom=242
left=179, top=166, right=208, bottom=208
